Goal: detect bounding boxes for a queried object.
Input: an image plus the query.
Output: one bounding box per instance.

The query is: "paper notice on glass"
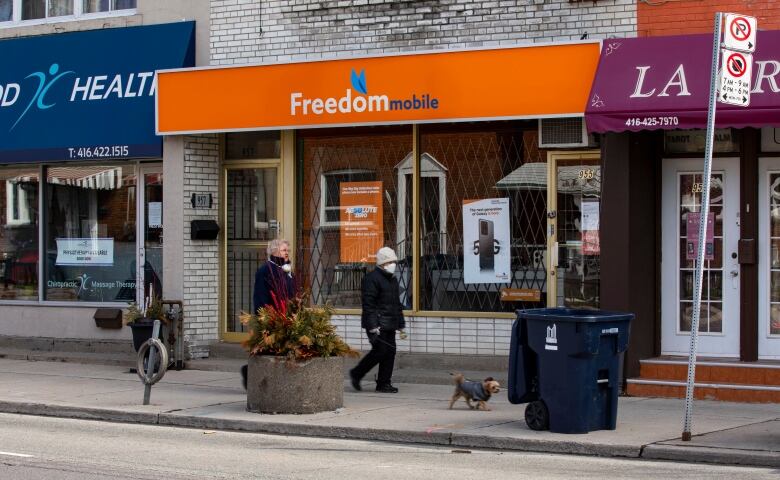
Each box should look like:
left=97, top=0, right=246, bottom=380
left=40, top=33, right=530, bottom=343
left=581, top=201, right=600, bottom=231
left=148, top=202, right=162, bottom=229
left=56, top=238, right=114, bottom=266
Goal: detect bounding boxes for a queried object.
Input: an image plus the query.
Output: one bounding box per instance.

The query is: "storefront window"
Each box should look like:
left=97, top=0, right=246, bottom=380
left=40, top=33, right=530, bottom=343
left=226, top=131, right=281, bottom=160
left=0, top=167, right=39, bottom=300
left=83, top=0, right=136, bottom=13
left=297, top=127, right=411, bottom=309
left=419, top=123, right=547, bottom=312
left=44, top=165, right=136, bottom=302
left=22, top=0, right=73, bottom=20
left=0, top=0, right=12, bottom=21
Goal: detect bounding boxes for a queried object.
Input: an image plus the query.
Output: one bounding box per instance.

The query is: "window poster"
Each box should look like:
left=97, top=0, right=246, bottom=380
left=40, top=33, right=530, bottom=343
left=463, top=198, right=510, bottom=284
left=581, top=200, right=600, bottom=256
left=686, top=212, right=715, bottom=261
left=55, top=238, right=115, bottom=266
left=148, top=202, right=162, bottom=229
left=339, top=181, right=384, bottom=263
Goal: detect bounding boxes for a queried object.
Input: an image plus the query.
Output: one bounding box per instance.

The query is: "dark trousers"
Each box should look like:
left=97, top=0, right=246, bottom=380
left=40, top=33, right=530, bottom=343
left=351, top=329, right=396, bottom=386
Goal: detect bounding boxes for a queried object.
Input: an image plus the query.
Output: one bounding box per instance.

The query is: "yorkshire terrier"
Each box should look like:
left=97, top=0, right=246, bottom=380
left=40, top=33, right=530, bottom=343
left=448, top=373, right=500, bottom=411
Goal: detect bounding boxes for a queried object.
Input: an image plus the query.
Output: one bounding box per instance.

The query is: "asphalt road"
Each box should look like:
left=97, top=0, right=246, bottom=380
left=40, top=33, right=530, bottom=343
left=0, top=413, right=776, bottom=480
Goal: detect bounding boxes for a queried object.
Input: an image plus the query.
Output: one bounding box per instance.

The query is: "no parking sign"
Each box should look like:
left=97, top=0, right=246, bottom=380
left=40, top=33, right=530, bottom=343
left=718, top=13, right=757, bottom=107
left=723, top=13, right=757, bottom=52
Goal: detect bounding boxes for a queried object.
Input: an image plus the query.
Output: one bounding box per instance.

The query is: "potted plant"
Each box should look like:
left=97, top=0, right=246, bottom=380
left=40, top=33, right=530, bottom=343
left=125, top=296, right=166, bottom=353
left=240, top=291, right=358, bottom=414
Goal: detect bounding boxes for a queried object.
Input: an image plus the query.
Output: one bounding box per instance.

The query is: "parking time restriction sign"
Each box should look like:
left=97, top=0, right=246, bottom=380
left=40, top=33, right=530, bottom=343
left=719, top=49, right=753, bottom=106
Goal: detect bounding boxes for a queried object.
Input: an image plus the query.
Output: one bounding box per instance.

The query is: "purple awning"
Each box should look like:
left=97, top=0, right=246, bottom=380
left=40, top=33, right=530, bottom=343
left=585, top=31, right=780, bottom=133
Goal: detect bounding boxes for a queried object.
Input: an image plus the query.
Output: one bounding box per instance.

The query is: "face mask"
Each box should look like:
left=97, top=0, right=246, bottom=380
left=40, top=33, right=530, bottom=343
left=281, top=264, right=292, bottom=274
left=383, top=263, right=397, bottom=275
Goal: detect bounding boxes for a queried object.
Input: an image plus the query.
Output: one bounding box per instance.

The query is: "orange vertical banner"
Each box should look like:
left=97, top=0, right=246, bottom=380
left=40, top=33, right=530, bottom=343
left=339, top=181, right=384, bottom=263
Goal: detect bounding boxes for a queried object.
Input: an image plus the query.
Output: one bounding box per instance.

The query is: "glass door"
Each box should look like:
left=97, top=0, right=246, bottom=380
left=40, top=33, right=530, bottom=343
left=758, top=157, right=780, bottom=359
left=661, top=158, right=740, bottom=357
left=137, top=164, right=163, bottom=305
left=223, top=165, right=280, bottom=337
left=547, top=152, right=601, bottom=308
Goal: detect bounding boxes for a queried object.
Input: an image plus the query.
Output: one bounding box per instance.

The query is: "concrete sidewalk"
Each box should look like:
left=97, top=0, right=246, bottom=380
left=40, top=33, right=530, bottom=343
left=0, top=358, right=777, bottom=468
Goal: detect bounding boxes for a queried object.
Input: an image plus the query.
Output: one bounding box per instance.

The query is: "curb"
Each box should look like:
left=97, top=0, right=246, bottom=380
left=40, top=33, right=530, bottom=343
left=0, top=401, right=774, bottom=468
left=642, top=444, right=780, bottom=468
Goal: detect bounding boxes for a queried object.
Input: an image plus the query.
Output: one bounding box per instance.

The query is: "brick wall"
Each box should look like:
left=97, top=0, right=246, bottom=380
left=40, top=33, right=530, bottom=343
left=638, top=0, right=780, bottom=37
left=332, top=313, right=511, bottom=356
left=183, top=135, right=220, bottom=358
left=211, top=0, right=637, bottom=64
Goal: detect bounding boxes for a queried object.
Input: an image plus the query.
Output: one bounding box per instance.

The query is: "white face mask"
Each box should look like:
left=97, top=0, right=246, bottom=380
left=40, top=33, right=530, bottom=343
left=281, top=264, right=292, bottom=274
left=382, top=263, right=397, bottom=275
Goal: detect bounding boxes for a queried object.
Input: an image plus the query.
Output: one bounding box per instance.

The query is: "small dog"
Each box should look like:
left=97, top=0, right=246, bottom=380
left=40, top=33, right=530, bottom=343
left=449, top=373, right=500, bottom=411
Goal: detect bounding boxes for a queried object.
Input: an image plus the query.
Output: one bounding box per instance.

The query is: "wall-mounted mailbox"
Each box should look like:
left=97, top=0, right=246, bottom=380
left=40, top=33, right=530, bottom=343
left=191, top=219, right=220, bottom=240
left=738, top=238, right=756, bottom=265
left=94, top=308, right=123, bottom=329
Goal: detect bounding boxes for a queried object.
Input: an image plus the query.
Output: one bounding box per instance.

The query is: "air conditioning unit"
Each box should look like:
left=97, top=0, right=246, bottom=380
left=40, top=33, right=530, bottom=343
left=538, top=117, right=599, bottom=148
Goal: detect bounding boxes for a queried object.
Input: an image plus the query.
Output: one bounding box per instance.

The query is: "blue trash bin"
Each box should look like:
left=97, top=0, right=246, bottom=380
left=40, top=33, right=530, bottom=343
left=508, top=308, right=633, bottom=434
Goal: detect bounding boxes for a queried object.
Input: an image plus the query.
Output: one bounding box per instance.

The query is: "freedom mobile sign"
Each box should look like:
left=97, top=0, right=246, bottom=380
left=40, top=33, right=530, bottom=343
left=155, top=42, right=600, bottom=133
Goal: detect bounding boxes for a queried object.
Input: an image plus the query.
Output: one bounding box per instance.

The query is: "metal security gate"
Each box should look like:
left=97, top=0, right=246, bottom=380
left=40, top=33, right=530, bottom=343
left=223, top=164, right=281, bottom=337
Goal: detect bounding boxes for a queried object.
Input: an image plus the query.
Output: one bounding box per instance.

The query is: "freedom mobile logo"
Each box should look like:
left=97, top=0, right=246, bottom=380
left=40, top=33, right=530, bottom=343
left=0, top=63, right=157, bottom=131
left=290, top=69, right=440, bottom=116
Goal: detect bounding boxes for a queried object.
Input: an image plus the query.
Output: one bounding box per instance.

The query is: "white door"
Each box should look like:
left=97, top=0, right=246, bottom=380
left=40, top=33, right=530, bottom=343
left=661, top=158, right=740, bottom=357
left=758, top=158, right=780, bottom=359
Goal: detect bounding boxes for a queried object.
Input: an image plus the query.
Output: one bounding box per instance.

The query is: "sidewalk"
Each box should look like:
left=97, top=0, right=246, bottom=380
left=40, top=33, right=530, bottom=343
left=0, top=358, right=777, bottom=468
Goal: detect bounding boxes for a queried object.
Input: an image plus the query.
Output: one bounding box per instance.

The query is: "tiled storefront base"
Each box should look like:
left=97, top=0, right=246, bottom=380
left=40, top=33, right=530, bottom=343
left=332, top=314, right=512, bottom=356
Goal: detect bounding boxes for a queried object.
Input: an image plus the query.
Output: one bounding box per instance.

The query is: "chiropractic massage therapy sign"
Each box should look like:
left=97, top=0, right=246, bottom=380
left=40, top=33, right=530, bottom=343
left=339, top=181, right=384, bottom=263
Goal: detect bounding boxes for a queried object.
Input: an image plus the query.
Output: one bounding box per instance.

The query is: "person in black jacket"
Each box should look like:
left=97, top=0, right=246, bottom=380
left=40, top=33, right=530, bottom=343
left=349, top=247, right=406, bottom=393
left=252, top=239, right=295, bottom=313
left=241, top=238, right=295, bottom=389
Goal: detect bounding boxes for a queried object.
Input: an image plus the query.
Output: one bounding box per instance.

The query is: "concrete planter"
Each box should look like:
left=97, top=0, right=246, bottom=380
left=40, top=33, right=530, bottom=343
left=246, top=355, right=344, bottom=414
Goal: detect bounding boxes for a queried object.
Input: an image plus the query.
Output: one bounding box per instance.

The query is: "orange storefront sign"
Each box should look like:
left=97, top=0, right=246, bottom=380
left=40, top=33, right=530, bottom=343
left=339, top=181, right=384, bottom=263
left=156, top=42, right=601, bottom=134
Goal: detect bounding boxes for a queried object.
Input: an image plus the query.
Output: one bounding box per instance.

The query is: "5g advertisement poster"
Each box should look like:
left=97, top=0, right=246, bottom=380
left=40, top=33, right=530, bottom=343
left=462, top=198, right=510, bottom=284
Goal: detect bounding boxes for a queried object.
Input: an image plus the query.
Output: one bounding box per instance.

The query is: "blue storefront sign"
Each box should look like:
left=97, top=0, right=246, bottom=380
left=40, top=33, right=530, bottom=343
left=0, top=21, right=195, bottom=163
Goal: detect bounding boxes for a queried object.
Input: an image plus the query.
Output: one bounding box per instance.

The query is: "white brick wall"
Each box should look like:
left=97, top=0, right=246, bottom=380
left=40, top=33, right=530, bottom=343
left=182, top=135, right=220, bottom=358
left=210, top=0, right=637, bottom=65
left=332, top=314, right=512, bottom=356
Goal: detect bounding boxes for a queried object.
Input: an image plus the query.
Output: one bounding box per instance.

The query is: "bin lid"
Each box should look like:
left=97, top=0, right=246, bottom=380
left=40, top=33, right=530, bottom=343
left=518, top=308, right=634, bottom=323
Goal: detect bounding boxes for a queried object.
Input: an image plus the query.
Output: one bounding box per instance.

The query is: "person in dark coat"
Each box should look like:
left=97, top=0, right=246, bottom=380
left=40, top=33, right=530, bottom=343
left=252, top=239, right=295, bottom=313
left=241, top=238, right=295, bottom=389
left=349, top=247, right=406, bottom=393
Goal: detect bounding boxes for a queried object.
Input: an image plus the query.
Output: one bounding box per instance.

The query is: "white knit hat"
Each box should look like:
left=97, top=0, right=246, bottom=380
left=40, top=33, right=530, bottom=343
left=375, top=247, right=398, bottom=266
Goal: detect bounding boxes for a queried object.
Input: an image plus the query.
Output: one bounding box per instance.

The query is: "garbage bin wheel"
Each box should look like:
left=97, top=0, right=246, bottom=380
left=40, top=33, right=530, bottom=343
left=525, top=400, right=549, bottom=431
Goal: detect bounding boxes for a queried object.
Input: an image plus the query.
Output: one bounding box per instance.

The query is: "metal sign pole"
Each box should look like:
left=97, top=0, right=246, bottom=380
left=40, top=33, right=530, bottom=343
left=143, top=320, right=161, bottom=405
left=682, top=12, right=722, bottom=442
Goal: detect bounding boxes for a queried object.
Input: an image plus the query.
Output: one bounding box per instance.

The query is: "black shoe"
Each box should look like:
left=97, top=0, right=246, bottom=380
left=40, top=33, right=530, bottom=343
left=240, top=364, right=248, bottom=390
left=375, top=384, right=399, bottom=393
left=349, top=369, right=362, bottom=391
